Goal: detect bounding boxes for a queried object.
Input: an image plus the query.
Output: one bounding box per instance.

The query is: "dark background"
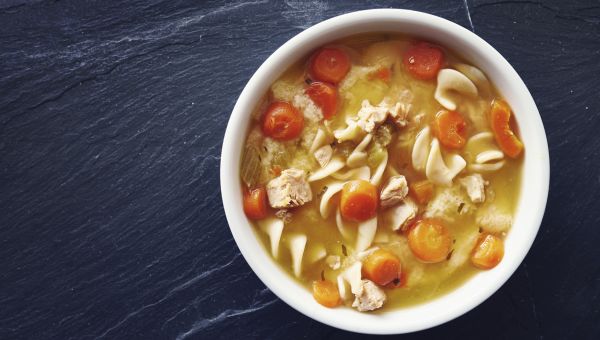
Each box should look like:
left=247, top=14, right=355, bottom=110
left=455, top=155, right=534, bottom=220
left=1, top=0, right=599, bottom=339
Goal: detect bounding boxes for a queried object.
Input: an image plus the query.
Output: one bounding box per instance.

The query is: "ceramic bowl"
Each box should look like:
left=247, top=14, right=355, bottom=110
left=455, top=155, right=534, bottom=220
left=220, top=9, right=549, bottom=334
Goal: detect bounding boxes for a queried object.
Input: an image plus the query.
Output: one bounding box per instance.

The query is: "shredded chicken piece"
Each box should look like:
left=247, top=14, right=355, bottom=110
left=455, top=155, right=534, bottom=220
left=266, top=169, right=312, bottom=208
left=352, top=279, right=386, bottom=312
left=393, top=89, right=413, bottom=128
left=459, top=174, right=487, bottom=203
left=390, top=101, right=410, bottom=128
left=356, top=98, right=406, bottom=133
left=386, top=198, right=418, bottom=231
left=333, top=97, right=409, bottom=143
left=380, top=175, right=409, bottom=208
left=274, top=209, right=292, bottom=224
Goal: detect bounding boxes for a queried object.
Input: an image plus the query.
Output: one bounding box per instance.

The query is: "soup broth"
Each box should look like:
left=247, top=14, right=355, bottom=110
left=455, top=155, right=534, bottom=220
left=240, top=33, right=523, bottom=312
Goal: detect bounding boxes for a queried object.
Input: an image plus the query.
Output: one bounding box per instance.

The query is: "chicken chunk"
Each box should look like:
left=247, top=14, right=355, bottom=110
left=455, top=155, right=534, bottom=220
left=385, top=198, right=418, bottom=231
left=459, top=174, right=486, bottom=203
left=266, top=169, right=312, bottom=208
left=314, top=144, right=333, bottom=168
left=356, top=98, right=406, bottom=133
left=333, top=97, right=408, bottom=143
left=274, top=209, right=292, bottom=224
left=390, top=89, right=413, bottom=128
left=352, top=279, right=387, bottom=312
left=380, top=175, right=409, bottom=208
left=356, top=100, right=389, bottom=133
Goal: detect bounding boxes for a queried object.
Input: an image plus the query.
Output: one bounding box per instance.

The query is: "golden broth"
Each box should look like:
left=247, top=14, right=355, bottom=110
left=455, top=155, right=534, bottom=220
left=243, top=33, right=523, bottom=311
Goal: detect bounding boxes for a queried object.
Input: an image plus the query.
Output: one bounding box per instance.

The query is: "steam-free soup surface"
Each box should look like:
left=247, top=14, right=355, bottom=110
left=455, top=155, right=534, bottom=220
left=241, top=33, right=523, bottom=312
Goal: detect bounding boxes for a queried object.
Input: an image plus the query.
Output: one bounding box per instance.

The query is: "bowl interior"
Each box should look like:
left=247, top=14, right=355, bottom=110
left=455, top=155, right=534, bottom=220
left=220, top=9, right=549, bottom=334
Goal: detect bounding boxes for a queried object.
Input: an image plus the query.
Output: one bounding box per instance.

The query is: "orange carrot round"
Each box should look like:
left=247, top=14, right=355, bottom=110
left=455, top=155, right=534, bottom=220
left=362, top=248, right=402, bottom=286
left=386, top=268, right=408, bottom=289
left=471, top=234, right=504, bottom=269
left=433, top=110, right=468, bottom=149
left=243, top=186, right=268, bottom=220
left=340, top=180, right=378, bottom=222
left=312, top=280, right=341, bottom=308
left=490, top=99, right=523, bottom=158
left=262, top=101, right=304, bottom=141
left=305, top=81, right=338, bottom=120
left=408, top=219, right=452, bottom=263
left=309, top=48, right=351, bottom=84
left=403, top=41, right=445, bottom=80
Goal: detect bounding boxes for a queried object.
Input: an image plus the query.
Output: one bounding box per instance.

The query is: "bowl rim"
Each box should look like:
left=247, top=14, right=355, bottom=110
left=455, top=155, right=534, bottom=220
left=220, top=8, right=549, bottom=334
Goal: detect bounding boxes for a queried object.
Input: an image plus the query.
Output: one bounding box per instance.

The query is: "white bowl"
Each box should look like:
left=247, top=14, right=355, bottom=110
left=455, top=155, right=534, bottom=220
left=220, top=9, right=549, bottom=334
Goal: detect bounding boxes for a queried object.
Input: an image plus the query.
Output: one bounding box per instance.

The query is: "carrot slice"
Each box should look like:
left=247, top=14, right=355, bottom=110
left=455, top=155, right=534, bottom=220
left=433, top=110, right=468, bottom=149
left=362, top=248, right=402, bottom=286
left=471, top=234, right=504, bottom=269
left=385, top=268, right=408, bottom=289
left=262, top=101, right=304, bottom=141
left=403, top=42, right=445, bottom=80
left=309, top=48, right=351, bottom=84
left=408, top=219, right=452, bottom=263
left=409, top=180, right=434, bottom=205
left=305, top=81, right=338, bottom=120
left=312, top=280, right=341, bottom=308
left=243, top=186, right=268, bottom=220
left=490, top=99, right=524, bottom=158
left=340, top=180, right=378, bottom=222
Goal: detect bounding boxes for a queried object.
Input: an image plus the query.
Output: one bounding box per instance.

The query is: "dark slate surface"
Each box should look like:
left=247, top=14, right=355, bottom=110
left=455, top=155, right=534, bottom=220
left=1, top=0, right=599, bottom=339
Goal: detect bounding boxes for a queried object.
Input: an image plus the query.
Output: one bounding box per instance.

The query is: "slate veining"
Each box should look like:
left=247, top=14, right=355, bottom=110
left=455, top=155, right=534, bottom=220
left=1, top=0, right=599, bottom=339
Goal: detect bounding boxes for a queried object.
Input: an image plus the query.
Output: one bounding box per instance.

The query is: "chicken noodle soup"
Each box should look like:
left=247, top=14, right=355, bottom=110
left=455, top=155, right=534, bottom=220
left=240, top=33, right=523, bottom=312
